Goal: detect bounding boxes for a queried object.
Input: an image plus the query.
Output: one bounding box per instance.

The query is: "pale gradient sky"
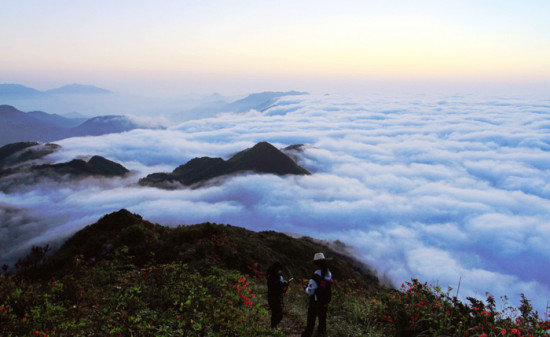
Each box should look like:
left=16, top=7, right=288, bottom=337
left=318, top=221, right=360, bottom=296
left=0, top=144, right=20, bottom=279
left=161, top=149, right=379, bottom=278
left=1, top=0, right=550, bottom=95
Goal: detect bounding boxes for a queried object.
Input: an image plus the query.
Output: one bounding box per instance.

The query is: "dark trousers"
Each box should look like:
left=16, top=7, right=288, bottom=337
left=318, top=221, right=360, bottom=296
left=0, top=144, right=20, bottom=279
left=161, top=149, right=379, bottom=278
left=269, top=300, right=283, bottom=329
left=302, top=302, right=327, bottom=337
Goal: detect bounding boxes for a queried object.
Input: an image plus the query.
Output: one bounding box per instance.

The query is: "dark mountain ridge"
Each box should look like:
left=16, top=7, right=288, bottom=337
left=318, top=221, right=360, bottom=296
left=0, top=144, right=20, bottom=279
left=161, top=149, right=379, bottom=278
left=0, top=105, right=160, bottom=146
left=0, top=105, right=78, bottom=128
left=41, top=209, right=379, bottom=287
left=0, top=142, right=129, bottom=192
left=0, top=105, right=70, bottom=145
left=0, top=104, right=25, bottom=117
left=33, top=156, right=129, bottom=177
left=0, top=142, right=60, bottom=169
left=26, top=110, right=85, bottom=128
left=139, top=141, right=310, bottom=188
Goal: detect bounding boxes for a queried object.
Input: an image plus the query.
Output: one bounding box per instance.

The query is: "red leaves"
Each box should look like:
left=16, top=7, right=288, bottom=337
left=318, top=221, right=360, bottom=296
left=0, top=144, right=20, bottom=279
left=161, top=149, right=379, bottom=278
left=210, top=233, right=230, bottom=247
left=410, top=312, right=421, bottom=324
left=231, top=276, right=255, bottom=309
left=247, top=263, right=263, bottom=279
left=377, top=279, right=549, bottom=337
left=381, top=315, right=393, bottom=323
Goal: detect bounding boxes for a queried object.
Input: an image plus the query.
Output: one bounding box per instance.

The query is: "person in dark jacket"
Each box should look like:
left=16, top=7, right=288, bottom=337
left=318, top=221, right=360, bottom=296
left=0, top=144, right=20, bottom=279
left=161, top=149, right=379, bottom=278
left=267, top=261, right=291, bottom=329
left=301, top=253, right=333, bottom=337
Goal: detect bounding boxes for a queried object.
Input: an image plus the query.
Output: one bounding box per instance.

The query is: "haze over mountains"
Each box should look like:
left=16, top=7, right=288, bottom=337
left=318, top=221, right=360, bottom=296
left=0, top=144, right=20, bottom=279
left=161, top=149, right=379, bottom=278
left=45, top=84, right=112, bottom=95
left=0, top=83, right=309, bottom=122
left=179, top=90, right=307, bottom=121
left=0, top=83, right=112, bottom=98
left=0, top=84, right=310, bottom=146
left=0, top=105, right=162, bottom=146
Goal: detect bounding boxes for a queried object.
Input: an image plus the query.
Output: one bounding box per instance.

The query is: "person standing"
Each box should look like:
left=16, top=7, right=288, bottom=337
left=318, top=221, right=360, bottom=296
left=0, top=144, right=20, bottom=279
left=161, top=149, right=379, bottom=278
left=267, top=261, right=291, bottom=330
left=302, top=253, right=333, bottom=337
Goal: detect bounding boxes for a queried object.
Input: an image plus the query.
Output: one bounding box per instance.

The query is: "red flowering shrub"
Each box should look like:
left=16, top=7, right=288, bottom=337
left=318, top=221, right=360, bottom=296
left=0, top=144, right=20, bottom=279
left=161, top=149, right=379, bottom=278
left=0, top=254, right=271, bottom=336
left=372, top=279, right=550, bottom=337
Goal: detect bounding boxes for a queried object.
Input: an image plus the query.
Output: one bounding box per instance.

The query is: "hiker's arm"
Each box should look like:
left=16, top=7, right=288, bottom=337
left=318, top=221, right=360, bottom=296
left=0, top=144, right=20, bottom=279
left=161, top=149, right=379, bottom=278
left=280, top=278, right=289, bottom=293
left=305, top=278, right=317, bottom=296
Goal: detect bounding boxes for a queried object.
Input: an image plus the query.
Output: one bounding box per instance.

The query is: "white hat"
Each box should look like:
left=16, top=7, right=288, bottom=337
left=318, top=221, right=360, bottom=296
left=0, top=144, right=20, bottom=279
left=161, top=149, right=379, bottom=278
left=313, top=252, right=326, bottom=261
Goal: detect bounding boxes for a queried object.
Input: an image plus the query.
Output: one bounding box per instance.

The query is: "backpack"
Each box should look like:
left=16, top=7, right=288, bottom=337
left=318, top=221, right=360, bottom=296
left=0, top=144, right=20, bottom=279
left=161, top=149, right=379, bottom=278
left=312, top=273, right=332, bottom=304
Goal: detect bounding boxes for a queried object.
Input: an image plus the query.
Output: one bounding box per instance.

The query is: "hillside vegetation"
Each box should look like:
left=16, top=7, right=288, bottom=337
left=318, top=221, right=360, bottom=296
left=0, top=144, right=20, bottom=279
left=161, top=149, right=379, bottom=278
left=1, top=210, right=548, bottom=336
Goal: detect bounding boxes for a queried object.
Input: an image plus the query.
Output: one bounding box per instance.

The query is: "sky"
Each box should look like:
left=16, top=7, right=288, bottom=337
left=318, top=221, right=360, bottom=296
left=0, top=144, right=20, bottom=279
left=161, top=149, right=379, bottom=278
left=1, top=93, right=550, bottom=313
left=1, top=0, right=550, bottom=95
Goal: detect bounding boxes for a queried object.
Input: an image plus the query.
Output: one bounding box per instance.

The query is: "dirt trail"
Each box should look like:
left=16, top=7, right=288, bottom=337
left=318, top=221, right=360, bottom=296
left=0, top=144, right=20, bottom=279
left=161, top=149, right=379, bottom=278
left=278, top=309, right=304, bottom=336
left=263, top=304, right=304, bottom=336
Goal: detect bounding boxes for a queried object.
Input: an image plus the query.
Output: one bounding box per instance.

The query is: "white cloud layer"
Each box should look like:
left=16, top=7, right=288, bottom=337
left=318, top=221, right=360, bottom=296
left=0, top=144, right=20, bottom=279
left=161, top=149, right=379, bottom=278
left=2, top=92, right=550, bottom=313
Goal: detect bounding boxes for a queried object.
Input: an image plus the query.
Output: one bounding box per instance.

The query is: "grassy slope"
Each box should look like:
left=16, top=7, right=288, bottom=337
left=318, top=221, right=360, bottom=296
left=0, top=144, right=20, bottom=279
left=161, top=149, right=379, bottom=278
left=1, top=210, right=547, bottom=337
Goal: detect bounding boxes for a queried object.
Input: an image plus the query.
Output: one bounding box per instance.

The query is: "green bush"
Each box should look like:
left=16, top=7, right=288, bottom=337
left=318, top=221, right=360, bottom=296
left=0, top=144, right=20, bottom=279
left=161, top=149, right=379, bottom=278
left=0, top=251, right=274, bottom=336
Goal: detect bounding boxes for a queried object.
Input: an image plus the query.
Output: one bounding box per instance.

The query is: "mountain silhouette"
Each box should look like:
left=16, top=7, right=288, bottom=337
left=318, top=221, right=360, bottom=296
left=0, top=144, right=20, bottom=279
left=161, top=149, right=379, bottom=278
left=33, top=156, right=129, bottom=177
left=0, top=105, right=161, bottom=146
left=226, top=141, right=309, bottom=174
left=223, top=91, right=307, bottom=113
left=26, top=110, right=86, bottom=128
left=178, top=91, right=308, bottom=120
left=46, top=84, right=112, bottom=95
left=0, top=105, right=71, bottom=145
left=0, top=142, right=40, bottom=165
left=0, top=83, right=111, bottom=97
left=0, top=142, right=60, bottom=169
left=69, top=115, right=152, bottom=136
left=0, top=142, right=129, bottom=192
left=140, top=141, right=310, bottom=188
left=0, top=84, right=45, bottom=97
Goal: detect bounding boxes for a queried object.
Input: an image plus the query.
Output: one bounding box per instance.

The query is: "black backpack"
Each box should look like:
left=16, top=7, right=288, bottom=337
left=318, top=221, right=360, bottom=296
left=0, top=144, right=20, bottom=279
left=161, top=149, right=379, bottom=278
left=312, top=273, right=332, bottom=304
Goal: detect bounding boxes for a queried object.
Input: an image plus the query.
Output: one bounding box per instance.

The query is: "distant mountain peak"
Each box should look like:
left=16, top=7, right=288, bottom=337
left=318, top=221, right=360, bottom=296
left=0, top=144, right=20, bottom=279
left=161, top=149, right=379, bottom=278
left=223, top=90, right=308, bottom=113
left=46, top=84, right=112, bottom=95
left=140, top=141, right=310, bottom=188
left=0, top=105, right=24, bottom=116
left=33, top=155, right=129, bottom=177
left=0, top=106, right=162, bottom=146
left=0, top=84, right=44, bottom=96
left=84, top=115, right=127, bottom=123
left=69, top=115, right=150, bottom=137
left=0, top=144, right=129, bottom=193
left=207, top=92, right=224, bottom=99
left=0, top=142, right=41, bottom=167
left=227, top=141, right=310, bottom=175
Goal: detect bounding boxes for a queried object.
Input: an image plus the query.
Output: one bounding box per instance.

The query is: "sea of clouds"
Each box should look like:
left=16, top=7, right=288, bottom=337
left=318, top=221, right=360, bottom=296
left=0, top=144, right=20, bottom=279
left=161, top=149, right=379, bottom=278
left=2, top=92, right=550, bottom=312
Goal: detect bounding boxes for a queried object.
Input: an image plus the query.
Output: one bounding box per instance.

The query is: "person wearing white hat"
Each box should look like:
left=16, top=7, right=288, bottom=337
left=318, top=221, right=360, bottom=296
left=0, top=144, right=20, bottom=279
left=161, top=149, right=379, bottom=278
left=301, top=252, right=333, bottom=337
